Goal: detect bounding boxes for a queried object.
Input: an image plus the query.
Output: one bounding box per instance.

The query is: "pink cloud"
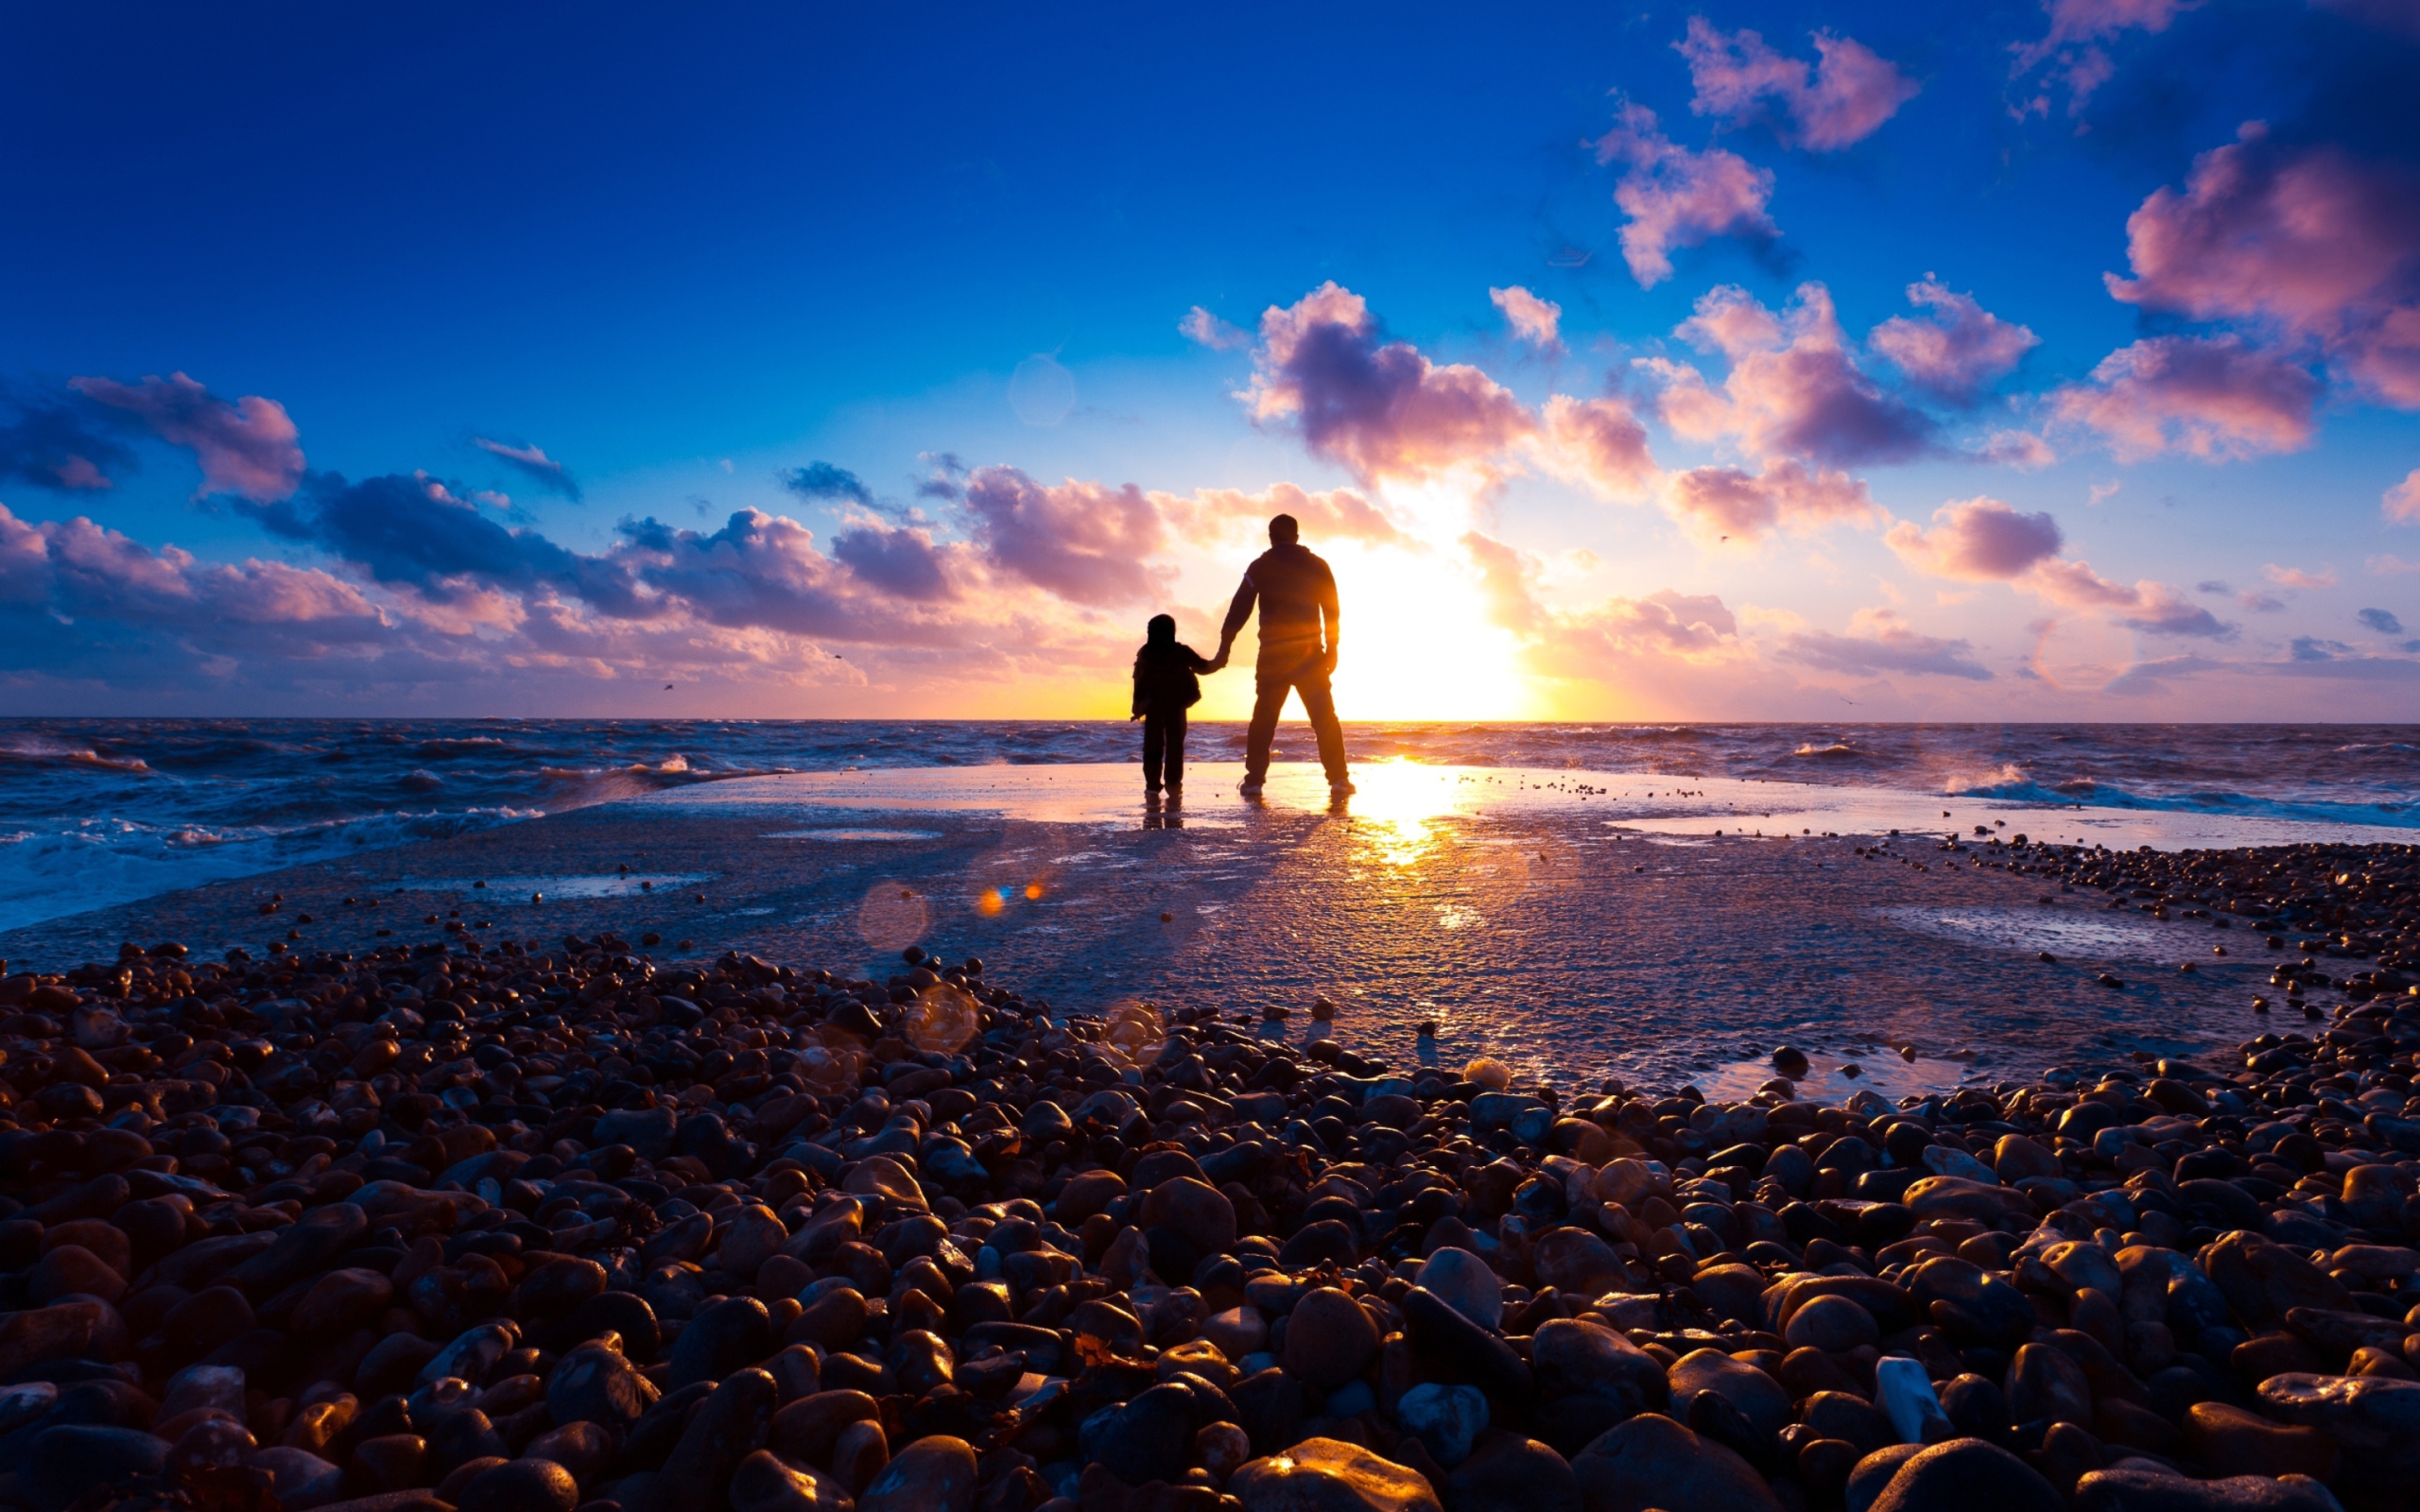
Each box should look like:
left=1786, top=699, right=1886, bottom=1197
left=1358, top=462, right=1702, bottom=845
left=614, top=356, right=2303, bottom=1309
left=2027, top=557, right=2234, bottom=635
left=1180, top=306, right=1250, bottom=352
left=1463, top=530, right=1737, bottom=673
left=67, top=372, right=304, bottom=503
left=1158, top=481, right=1408, bottom=546
left=1868, top=279, right=2041, bottom=401
left=1779, top=607, right=1992, bottom=679
left=1981, top=430, right=2059, bottom=468
left=2387, top=468, right=2420, bottom=524
left=1886, top=497, right=2065, bottom=579
left=2049, top=335, right=2317, bottom=460
left=1666, top=459, right=1883, bottom=541
left=2263, top=562, right=2339, bottom=589
left=2105, top=128, right=2420, bottom=407
left=2013, top=0, right=2199, bottom=112
left=1654, top=283, right=1933, bottom=466
left=959, top=467, right=1169, bottom=605
left=1590, top=102, right=1778, bottom=287
left=1489, top=286, right=1563, bottom=349
left=1245, top=283, right=1536, bottom=485
left=1679, top=19, right=1919, bottom=151
left=1535, top=395, right=1660, bottom=501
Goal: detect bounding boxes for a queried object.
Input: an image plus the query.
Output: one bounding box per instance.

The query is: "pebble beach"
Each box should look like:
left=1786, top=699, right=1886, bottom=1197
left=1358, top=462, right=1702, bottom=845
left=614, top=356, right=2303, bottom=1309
left=0, top=761, right=2415, bottom=1512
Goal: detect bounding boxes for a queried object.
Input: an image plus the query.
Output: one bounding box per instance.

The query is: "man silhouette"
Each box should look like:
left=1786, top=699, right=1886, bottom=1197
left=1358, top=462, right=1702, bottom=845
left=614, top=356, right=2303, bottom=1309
left=1213, top=513, right=1352, bottom=798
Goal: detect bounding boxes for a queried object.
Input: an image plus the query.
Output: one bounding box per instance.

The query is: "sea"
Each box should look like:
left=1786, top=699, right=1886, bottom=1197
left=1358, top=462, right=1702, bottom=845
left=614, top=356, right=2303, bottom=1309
left=0, top=719, right=2412, bottom=936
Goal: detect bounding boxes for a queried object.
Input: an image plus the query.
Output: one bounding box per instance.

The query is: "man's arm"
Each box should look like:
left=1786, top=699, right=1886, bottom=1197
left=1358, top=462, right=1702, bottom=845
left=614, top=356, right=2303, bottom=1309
left=1319, top=560, right=1340, bottom=671
left=1215, top=572, right=1257, bottom=665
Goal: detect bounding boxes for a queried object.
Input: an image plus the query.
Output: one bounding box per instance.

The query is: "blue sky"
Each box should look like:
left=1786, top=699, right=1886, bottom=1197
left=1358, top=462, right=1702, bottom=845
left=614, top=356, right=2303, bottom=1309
left=3, top=0, right=2416, bottom=717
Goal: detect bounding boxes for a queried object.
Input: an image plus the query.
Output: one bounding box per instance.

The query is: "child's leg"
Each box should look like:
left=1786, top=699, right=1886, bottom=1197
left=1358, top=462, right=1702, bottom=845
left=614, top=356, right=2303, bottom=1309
left=1142, top=713, right=1167, bottom=790
left=1167, top=713, right=1186, bottom=790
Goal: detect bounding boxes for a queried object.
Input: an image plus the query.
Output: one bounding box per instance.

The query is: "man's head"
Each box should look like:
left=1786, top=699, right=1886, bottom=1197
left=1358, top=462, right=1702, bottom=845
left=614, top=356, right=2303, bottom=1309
left=1269, top=513, right=1299, bottom=545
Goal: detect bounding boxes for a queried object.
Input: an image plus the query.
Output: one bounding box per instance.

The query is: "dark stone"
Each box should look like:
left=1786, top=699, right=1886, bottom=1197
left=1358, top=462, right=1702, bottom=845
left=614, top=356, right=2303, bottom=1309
left=1867, top=1437, right=2065, bottom=1512
left=666, top=1297, right=775, bottom=1390
left=1445, top=1434, right=1582, bottom=1512
left=25, top=1425, right=170, bottom=1512
left=1401, top=1286, right=1531, bottom=1407
left=1229, top=1366, right=1306, bottom=1456
left=458, top=1457, right=580, bottom=1512
left=636, top=1366, right=777, bottom=1512
left=548, top=1343, right=657, bottom=1431
left=1079, top=1383, right=1196, bottom=1487
left=1570, top=1411, right=1781, bottom=1512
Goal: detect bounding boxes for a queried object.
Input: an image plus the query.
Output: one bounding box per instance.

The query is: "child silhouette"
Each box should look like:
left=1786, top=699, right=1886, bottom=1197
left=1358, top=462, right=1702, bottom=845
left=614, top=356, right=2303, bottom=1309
left=1131, top=613, right=1219, bottom=799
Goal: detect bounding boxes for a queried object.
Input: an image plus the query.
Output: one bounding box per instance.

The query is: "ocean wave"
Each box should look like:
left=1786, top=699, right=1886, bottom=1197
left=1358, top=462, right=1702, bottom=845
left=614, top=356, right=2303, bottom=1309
left=0, top=737, right=152, bottom=774
left=1793, top=743, right=1860, bottom=759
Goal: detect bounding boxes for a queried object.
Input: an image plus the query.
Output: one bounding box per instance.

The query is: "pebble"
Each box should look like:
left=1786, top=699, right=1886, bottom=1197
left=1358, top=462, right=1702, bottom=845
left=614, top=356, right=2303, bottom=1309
left=0, top=859, right=2406, bottom=1512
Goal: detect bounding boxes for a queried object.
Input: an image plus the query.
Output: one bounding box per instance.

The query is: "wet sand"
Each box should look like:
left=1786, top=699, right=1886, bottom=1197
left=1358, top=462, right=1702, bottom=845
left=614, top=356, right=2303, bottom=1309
left=1, top=761, right=2372, bottom=1097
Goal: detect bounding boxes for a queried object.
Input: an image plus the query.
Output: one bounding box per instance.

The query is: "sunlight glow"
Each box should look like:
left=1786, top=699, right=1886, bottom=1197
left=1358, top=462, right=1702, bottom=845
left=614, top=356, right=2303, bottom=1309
left=1343, top=756, right=1475, bottom=867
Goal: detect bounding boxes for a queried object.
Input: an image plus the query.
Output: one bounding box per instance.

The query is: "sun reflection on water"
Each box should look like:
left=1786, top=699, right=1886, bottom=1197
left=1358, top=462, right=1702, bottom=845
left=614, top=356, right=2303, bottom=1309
left=1343, top=758, right=1473, bottom=868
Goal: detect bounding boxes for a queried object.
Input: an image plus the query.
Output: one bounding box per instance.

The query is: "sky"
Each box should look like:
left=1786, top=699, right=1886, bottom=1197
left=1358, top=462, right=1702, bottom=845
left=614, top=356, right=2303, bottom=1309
left=3, top=0, right=2418, bottom=721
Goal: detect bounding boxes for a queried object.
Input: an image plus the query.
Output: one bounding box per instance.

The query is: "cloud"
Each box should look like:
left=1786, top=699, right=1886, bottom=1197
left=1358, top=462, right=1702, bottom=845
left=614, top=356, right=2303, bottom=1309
left=2105, top=127, right=2420, bottom=406
left=1180, top=307, right=1251, bottom=352
left=2239, top=591, right=2287, bottom=612
left=1665, top=459, right=1883, bottom=541
left=2049, top=335, right=2317, bottom=460
left=2358, top=607, right=2406, bottom=634
left=1778, top=608, right=1993, bottom=679
left=0, top=387, right=139, bottom=493
left=1678, top=19, right=1919, bottom=151
left=1869, top=279, right=2042, bottom=402
left=67, top=372, right=304, bottom=503
left=1244, top=283, right=1536, bottom=485
left=1589, top=101, right=1779, bottom=287
left=2386, top=468, right=2420, bottom=523
left=1653, top=283, right=1934, bottom=467
left=265, top=472, right=611, bottom=608
left=474, top=437, right=581, bottom=499
left=959, top=466, right=1168, bottom=605
left=2028, top=557, right=2236, bottom=635
left=1462, top=530, right=1740, bottom=678
left=1534, top=395, right=1660, bottom=501
left=780, top=461, right=876, bottom=507
left=0, top=502, right=387, bottom=680
left=1886, top=497, right=2065, bottom=579
left=830, top=523, right=952, bottom=600
left=2290, top=635, right=2355, bottom=661
left=2013, top=0, right=2200, bottom=113
left=1980, top=430, right=2059, bottom=468
left=1157, top=481, right=1408, bottom=547
left=1489, top=286, right=1564, bottom=350
left=2264, top=562, right=2339, bottom=589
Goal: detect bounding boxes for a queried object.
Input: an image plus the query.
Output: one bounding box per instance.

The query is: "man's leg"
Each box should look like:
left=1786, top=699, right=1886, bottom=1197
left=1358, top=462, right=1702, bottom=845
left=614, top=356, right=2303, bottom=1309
left=1142, top=714, right=1167, bottom=790
left=1295, top=666, right=1349, bottom=783
left=1244, top=668, right=1289, bottom=785
left=1166, top=713, right=1186, bottom=791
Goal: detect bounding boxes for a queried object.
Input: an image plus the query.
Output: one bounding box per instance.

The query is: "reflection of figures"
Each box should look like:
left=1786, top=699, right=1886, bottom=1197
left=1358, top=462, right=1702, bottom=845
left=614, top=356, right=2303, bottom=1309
left=1415, top=1018, right=1440, bottom=1068
left=1215, top=513, right=1352, bottom=799
left=1142, top=793, right=1184, bottom=831
left=1132, top=613, right=1219, bottom=800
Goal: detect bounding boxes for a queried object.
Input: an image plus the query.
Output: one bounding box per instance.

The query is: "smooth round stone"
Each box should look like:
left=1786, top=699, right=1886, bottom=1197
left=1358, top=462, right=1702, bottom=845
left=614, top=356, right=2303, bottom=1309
left=1205, top=1305, right=1270, bottom=1358
left=1786, top=1295, right=1880, bottom=1353
left=1419, top=1247, right=1503, bottom=1332
left=547, top=1343, right=657, bottom=1431
left=2182, top=1401, right=2339, bottom=1480
left=1445, top=1435, right=1581, bottom=1512
left=1847, top=1446, right=1927, bottom=1512
left=1198, top=1422, right=1253, bottom=1485
left=292, top=1268, right=393, bottom=1335
left=2255, top=1371, right=2420, bottom=1478
left=1054, top=1171, right=1127, bottom=1225
left=1142, top=1176, right=1238, bottom=1256
left=350, top=1433, right=429, bottom=1493
left=1231, top=1435, right=1443, bottom=1512
left=522, top=1421, right=617, bottom=1488
left=457, top=1456, right=579, bottom=1512
left=716, top=1205, right=788, bottom=1280
left=1279, top=1219, right=1361, bottom=1269
left=769, top=1390, right=882, bottom=1465
left=729, top=1449, right=853, bottom=1512
left=2072, top=1468, right=2343, bottom=1512
left=666, top=1297, right=775, bottom=1389
left=1570, top=1412, right=1781, bottom=1512
left=1868, top=1438, right=2064, bottom=1512
left=856, top=1433, right=976, bottom=1512
left=28, top=1246, right=125, bottom=1306
left=1080, top=1383, right=1198, bottom=1486
left=26, top=1427, right=170, bottom=1512
left=1283, top=1287, right=1381, bottom=1394
left=252, top=1447, right=344, bottom=1510
left=1689, top=1264, right=1767, bottom=1325
left=1530, top=1318, right=1666, bottom=1415
left=1667, top=1349, right=1792, bottom=1438
left=1396, top=1383, right=1488, bottom=1468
